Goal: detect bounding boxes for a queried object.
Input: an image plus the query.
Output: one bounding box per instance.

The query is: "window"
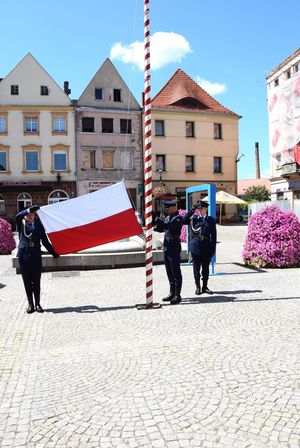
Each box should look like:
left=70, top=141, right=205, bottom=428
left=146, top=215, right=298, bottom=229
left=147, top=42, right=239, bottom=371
left=11, top=85, right=19, bottom=95
left=23, top=112, right=40, bottom=134
left=0, top=113, right=7, bottom=134
left=155, top=120, right=165, bottom=136
left=48, top=190, right=69, bottom=205
left=121, top=151, right=133, bottom=170
left=286, top=69, right=291, bottom=79
left=52, top=115, right=67, bottom=133
left=186, top=121, right=195, bottom=137
left=113, top=89, right=121, bottom=102
left=103, top=151, right=114, bottom=169
left=25, top=117, right=38, bottom=132
left=40, top=85, right=49, bottom=95
left=0, top=151, right=7, bottom=171
left=82, top=117, right=94, bottom=132
left=83, top=150, right=96, bottom=169
left=185, top=155, right=194, bottom=172
left=277, top=191, right=284, bottom=200
left=214, top=157, right=222, bottom=173
left=275, top=154, right=281, bottom=167
left=120, top=119, right=132, bottom=134
left=22, top=145, right=42, bottom=173
left=0, top=194, right=4, bottom=215
left=274, top=78, right=279, bottom=87
left=50, top=145, right=70, bottom=173
left=102, top=118, right=114, bottom=133
left=54, top=151, right=67, bottom=171
left=293, top=63, right=299, bottom=74
left=26, top=151, right=39, bottom=171
left=95, top=88, right=103, bottom=100
left=17, top=193, right=32, bottom=212
left=214, top=123, right=222, bottom=139
left=156, top=154, right=166, bottom=171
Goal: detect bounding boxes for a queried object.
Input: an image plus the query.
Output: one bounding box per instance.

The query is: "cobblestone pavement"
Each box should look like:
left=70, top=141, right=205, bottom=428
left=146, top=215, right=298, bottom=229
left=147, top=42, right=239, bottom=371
left=1, top=224, right=300, bottom=448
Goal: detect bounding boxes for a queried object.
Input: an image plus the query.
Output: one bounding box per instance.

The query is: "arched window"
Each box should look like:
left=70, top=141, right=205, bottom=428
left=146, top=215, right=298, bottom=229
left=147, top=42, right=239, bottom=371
left=0, top=194, right=5, bottom=215
left=17, top=192, right=32, bottom=212
left=48, top=190, right=69, bottom=205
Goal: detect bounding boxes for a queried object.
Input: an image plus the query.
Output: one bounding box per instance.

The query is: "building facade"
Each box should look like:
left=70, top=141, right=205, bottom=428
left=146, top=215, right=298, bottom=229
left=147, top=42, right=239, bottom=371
left=150, top=69, right=241, bottom=219
left=75, top=59, right=143, bottom=210
left=0, top=53, right=76, bottom=227
left=267, top=48, right=300, bottom=201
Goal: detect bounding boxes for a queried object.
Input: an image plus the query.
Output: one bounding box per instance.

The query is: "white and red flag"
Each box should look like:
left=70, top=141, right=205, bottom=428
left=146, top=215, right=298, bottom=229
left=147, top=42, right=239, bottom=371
left=37, top=182, right=142, bottom=255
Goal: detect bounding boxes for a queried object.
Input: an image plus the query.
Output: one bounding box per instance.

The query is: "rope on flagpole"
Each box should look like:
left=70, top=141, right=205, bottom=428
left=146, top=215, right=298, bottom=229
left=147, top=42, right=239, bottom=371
left=143, top=0, right=153, bottom=308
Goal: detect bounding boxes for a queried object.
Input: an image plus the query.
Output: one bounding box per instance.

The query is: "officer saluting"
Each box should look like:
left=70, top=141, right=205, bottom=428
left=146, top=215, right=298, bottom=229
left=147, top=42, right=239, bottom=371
left=16, top=205, right=59, bottom=314
left=154, top=199, right=183, bottom=305
left=183, top=200, right=216, bottom=295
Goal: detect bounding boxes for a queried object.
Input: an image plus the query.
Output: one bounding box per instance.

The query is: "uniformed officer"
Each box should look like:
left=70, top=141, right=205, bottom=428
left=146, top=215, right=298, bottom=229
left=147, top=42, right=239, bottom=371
left=154, top=199, right=183, bottom=305
left=16, top=205, right=59, bottom=314
left=183, top=200, right=216, bottom=295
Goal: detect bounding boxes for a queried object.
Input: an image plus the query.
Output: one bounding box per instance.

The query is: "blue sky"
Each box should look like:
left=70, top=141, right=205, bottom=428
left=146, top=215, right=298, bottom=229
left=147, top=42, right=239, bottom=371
left=1, top=0, right=299, bottom=179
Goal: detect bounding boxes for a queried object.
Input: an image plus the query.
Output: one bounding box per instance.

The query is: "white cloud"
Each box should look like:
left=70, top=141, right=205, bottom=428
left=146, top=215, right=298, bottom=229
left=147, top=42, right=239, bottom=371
left=194, top=75, right=227, bottom=96
left=110, top=32, right=192, bottom=71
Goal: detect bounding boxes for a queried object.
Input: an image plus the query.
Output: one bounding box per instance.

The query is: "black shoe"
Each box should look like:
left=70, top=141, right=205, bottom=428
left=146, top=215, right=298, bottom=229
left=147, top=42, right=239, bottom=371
left=162, top=289, right=175, bottom=302
left=35, top=305, right=44, bottom=313
left=26, top=306, right=35, bottom=314
left=170, top=295, right=181, bottom=305
left=195, top=286, right=202, bottom=295
left=202, top=287, right=213, bottom=295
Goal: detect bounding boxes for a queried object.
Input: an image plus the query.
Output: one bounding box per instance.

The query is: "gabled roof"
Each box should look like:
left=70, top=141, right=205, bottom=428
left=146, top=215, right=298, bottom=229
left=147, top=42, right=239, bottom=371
left=77, top=58, right=140, bottom=110
left=152, top=69, right=240, bottom=117
left=0, top=53, right=72, bottom=106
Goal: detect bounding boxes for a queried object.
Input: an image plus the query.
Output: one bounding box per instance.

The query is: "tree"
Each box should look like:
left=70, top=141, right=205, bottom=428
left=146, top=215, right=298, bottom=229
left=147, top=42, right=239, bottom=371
left=243, top=185, right=270, bottom=203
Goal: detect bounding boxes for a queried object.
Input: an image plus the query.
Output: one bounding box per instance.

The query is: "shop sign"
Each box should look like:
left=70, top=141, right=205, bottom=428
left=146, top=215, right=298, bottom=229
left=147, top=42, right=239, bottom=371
left=89, top=181, right=115, bottom=190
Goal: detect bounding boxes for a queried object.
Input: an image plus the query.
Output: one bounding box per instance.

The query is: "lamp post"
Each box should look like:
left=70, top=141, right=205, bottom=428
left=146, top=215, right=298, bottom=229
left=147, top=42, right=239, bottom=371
left=158, top=169, right=163, bottom=215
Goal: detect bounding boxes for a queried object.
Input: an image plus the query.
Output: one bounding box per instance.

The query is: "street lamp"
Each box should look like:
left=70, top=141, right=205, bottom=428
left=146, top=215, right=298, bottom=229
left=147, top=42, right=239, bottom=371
left=158, top=168, right=163, bottom=185
left=158, top=169, right=163, bottom=215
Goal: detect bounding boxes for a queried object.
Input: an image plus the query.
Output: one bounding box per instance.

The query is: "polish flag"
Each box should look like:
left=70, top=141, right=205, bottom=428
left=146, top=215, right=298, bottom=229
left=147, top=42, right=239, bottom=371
left=37, top=182, right=143, bottom=255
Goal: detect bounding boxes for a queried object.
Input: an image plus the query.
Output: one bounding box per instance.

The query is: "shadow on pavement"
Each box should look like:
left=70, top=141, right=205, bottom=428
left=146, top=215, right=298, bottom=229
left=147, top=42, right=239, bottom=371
left=46, top=304, right=137, bottom=313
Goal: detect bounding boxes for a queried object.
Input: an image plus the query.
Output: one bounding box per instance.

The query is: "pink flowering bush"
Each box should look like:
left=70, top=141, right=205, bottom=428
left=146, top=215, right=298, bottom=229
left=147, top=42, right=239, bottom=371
left=242, top=205, right=300, bottom=268
left=0, top=218, right=16, bottom=254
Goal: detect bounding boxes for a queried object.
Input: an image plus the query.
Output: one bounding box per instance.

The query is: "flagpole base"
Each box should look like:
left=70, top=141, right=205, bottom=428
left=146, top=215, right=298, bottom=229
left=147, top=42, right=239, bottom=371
left=136, top=302, right=161, bottom=310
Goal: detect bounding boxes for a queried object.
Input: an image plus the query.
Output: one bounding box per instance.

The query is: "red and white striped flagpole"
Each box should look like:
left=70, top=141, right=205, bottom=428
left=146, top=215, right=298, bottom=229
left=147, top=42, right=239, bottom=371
left=144, top=0, right=153, bottom=308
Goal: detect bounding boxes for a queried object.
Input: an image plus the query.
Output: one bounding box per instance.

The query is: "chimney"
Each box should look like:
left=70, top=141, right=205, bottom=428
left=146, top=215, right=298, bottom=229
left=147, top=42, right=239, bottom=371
left=64, top=81, right=71, bottom=95
left=255, top=142, right=261, bottom=179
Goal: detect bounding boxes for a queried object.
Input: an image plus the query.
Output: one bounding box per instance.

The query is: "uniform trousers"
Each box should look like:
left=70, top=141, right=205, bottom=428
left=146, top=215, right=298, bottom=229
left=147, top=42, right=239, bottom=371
left=19, top=253, right=42, bottom=304
left=191, top=253, right=210, bottom=283
left=164, top=250, right=182, bottom=292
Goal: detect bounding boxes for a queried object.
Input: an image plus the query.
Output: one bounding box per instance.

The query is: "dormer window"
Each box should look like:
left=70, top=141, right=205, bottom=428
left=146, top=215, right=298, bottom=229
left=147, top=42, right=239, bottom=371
left=41, top=85, right=49, bottom=95
left=11, top=85, right=19, bottom=95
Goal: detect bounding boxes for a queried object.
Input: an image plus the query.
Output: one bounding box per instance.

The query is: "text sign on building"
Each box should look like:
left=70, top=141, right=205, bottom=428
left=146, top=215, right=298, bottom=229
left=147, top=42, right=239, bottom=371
left=89, top=181, right=115, bottom=190
left=1, top=180, right=42, bottom=187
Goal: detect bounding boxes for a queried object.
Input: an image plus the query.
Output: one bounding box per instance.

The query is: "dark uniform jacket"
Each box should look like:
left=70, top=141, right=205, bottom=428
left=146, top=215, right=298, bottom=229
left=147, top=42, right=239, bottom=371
left=183, top=210, right=216, bottom=258
left=16, top=209, right=57, bottom=261
left=155, top=212, right=183, bottom=255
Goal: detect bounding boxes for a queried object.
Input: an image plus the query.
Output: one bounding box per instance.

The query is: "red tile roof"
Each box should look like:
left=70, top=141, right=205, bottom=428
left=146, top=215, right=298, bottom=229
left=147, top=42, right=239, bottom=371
left=152, top=69, right=240, bottom=117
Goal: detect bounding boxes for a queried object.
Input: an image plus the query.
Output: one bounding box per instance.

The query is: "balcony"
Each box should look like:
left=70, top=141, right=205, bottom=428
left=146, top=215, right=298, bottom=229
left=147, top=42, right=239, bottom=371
left=281, top=162, right=300, bottom=177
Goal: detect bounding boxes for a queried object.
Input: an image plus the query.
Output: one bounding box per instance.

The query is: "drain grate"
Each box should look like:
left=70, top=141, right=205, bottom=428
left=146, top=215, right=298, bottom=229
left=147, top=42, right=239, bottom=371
left=52, top=271, right=81, bottom=278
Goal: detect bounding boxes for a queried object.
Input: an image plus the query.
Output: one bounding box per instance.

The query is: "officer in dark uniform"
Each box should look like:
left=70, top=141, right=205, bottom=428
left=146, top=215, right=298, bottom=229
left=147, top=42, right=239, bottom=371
left=154, top=199, right=183, bottom=305
left=183, top=200, right=216, bottom=295
left=16, top=205, right=59, bottom=314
